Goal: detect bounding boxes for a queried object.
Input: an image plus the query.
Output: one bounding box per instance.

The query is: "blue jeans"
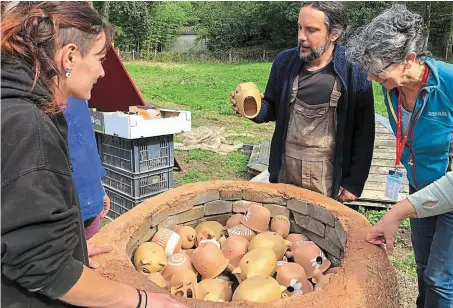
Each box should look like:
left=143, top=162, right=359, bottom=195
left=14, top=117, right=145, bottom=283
left=410, top=187, right=453, bottom=308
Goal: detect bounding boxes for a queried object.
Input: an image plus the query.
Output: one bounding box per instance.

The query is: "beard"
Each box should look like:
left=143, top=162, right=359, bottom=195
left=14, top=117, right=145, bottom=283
left=298, top=40, right=331, bottom=63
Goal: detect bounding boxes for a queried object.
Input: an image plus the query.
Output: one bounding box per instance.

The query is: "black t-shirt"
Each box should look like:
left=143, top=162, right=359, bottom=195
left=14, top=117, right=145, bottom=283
left=297, top=60, right=336, bottom=105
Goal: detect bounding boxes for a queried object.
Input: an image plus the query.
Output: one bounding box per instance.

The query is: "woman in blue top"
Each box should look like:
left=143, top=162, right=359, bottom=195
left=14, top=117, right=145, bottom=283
left=347, top=5, right=453, bottom=308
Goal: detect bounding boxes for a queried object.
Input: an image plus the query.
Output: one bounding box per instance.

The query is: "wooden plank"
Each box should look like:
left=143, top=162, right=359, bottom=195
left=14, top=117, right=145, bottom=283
left=366, top=173, right=410, bottom=185
left=371, top=152, right=396, bottom=160
left=360, top=189, right=407, bottom=202
left=375, top=134, right=396, bottom=141
left=363, top=182, right=409, bottom=193
left=345, top=200, right=393, bottom=209
left=369, top=165, right=408, bottom=174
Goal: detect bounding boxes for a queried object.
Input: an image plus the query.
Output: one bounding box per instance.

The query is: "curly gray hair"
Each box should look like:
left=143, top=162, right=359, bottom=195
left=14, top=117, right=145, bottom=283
left=346, top=4, right=430, bottom=75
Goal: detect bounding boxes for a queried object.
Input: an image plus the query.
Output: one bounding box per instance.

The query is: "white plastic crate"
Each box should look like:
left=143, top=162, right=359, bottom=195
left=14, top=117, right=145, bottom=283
left=103, top=109, right=191, bottom=139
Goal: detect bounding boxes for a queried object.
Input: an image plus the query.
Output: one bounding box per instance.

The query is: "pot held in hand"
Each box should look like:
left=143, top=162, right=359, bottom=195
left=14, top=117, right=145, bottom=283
left=233, top=82, right=263, bottom=119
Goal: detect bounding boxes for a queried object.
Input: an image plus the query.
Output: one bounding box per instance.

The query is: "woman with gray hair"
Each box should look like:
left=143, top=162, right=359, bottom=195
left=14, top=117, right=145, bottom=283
left=347, top=4, right=453, bottom=308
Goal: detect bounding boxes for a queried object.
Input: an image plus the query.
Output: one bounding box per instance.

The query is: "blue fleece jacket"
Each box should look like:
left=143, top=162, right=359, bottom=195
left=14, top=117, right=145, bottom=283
left=64, top=98, right=106, bottom=221
left=384, top=57, right=453, bottom=190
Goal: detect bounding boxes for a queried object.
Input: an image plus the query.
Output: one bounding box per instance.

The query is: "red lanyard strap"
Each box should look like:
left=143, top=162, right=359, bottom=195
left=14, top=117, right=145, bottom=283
left=395, top=66, right=430, bottom=166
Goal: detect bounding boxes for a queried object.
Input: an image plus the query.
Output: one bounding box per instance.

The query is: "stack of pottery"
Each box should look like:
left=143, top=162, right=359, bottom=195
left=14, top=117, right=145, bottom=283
left=132, top=203, right=340, bottom=303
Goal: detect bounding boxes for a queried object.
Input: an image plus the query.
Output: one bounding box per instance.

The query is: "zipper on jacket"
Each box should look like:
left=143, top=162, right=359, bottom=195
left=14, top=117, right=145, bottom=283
left=407, top=95, right=425, bottom=190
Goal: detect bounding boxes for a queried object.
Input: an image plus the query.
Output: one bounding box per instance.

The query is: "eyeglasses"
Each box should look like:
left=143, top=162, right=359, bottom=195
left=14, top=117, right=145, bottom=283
left=374, top=62, right=395, bottom=76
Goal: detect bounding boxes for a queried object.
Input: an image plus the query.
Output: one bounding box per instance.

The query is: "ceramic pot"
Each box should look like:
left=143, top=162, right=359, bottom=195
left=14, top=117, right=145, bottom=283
left=232, top=82, right=263, bottom=119
left=325, top=267, right=340, bottom=275
left=270, top=215, right=290, bottom=238
left=292, top=241, right=331, bottom=278
left=198, top=238, right=221, bottom=248
left=240, top=204, right=270, bottom=233
left=248, top=231, right=291, bottom=260
left=191, top=242, right=230, bottom=279
left=173, top=226, right=197, bottom=249
left=162, top=253, right=196, bottom=281
left=133, top=242, right=167, bottom=274
left=195, top=279, right=233, bottom=302
left=285, top=240, right=308, bottom=259
left=221, top=235, right=249, bottom=268
left=232, top=247, right=277, bottom=281
left=232, top=275, right=287, bottom=303
left=313, top=268, right=334, bottom=291
left=226, top=214, right=244, bottom=229
left=195, top=221, right=225, bottom=246
left=276, top=262, right=313, bottom=297
left=151, top=229, right=183, bottom=257
left=227, top=224, right=256, bottom=241
left=170, top=269, right=198, bottom=298
left=285, top=233, right=309, bottom=243
left=145, top=272, right=167, bottom=289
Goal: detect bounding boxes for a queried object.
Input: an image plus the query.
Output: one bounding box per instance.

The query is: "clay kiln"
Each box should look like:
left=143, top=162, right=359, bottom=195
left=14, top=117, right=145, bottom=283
left=90, top=181, right=399, bottom=308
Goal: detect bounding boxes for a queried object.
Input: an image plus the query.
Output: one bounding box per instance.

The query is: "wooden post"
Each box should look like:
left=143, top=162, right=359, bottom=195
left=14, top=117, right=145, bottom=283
left=132, top=50, right=135, bottom=61
left=229, top=50, right=232, bottom=64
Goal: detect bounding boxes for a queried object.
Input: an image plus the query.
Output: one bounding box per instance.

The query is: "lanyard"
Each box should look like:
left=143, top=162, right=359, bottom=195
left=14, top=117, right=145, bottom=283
left=393, top=66, right=430, bottom=166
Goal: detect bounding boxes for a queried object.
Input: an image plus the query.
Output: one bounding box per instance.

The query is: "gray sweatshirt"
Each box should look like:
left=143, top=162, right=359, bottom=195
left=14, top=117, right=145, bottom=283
left=408, top=171, right=453, bottom=218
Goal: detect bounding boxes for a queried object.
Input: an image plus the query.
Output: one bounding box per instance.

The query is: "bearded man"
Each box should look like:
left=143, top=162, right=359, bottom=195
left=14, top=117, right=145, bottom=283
left=231, top=2, right=375, bottom=202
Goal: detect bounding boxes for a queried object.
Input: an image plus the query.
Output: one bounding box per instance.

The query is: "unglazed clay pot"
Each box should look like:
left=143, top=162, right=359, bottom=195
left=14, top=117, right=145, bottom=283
left=133, top=242, right=167, bottom=274
left=226, top=214, right=244, bottom=229
left=170, top=269, right=198, bottom=298
left=152, top=229, right=183, bottom=257
left=221, top=235, right=249, bottom=268
left=248, top=231, right=291, bottom=260
left=232, top=82, right=263, bottom=119
left=199, top=238, right=221, bottom=248
left=313, top=268, right=334, bottom=291
left=285, top=233, right=309, bottom=243
left=227, top=224, right=256, bottom=241
left=232, top=248, right=276, bottom=281
left=146, top=272, right=167, bottom=289
left=195, top=279, right=233, bottom=302
left=195, top=221, right=225, bottom=246
left=276, top=262, right=313, bottom=297
left=184, top=249, right=195, bottom=258
left=285, top=240, right=308, bottom=259
left=232, top=275, right=287, bottom=303
left=292, top=241, right=331, bottom=278
left=240, top=204, right=270, bottom=233
left=173, top=226, right=197, bottom=249
left=191, top=242, right=230, bottom=279
left=162, top=253, right=196, bottom=281
left=270, top=215, right=290, bottom=238
left=325, top=267, right=340, bottom=275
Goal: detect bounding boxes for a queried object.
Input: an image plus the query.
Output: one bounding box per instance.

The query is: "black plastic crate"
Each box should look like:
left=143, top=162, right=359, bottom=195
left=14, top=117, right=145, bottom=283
left=104, top=187, right=145, bottom=220
left=102, top=165, right=174, bottom=199
left=97, top=133, right=174, bottom=174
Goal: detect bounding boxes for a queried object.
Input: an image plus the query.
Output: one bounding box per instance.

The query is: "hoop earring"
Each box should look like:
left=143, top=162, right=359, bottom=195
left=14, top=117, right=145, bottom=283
left=65, top=68, right=72, bottom=78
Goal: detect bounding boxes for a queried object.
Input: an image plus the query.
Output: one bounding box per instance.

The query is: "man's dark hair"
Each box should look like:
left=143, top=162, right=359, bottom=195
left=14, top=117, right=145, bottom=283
left=302, top=1, right=349, bottom=42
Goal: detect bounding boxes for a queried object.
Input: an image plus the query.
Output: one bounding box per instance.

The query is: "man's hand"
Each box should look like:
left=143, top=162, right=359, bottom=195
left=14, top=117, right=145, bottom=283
left=100, top=194, right=110, bottom=219
left=230, top=91, right=241, bottom=116
left=337, top=186, right=358, bottom=202
left=87, top=243, right=111, bottom=269
left=147, top=292, right=189, bottom=308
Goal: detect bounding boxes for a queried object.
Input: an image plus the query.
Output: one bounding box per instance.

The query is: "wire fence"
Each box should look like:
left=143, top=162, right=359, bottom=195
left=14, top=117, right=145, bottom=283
left=116, top=47, right=282, bottom=63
